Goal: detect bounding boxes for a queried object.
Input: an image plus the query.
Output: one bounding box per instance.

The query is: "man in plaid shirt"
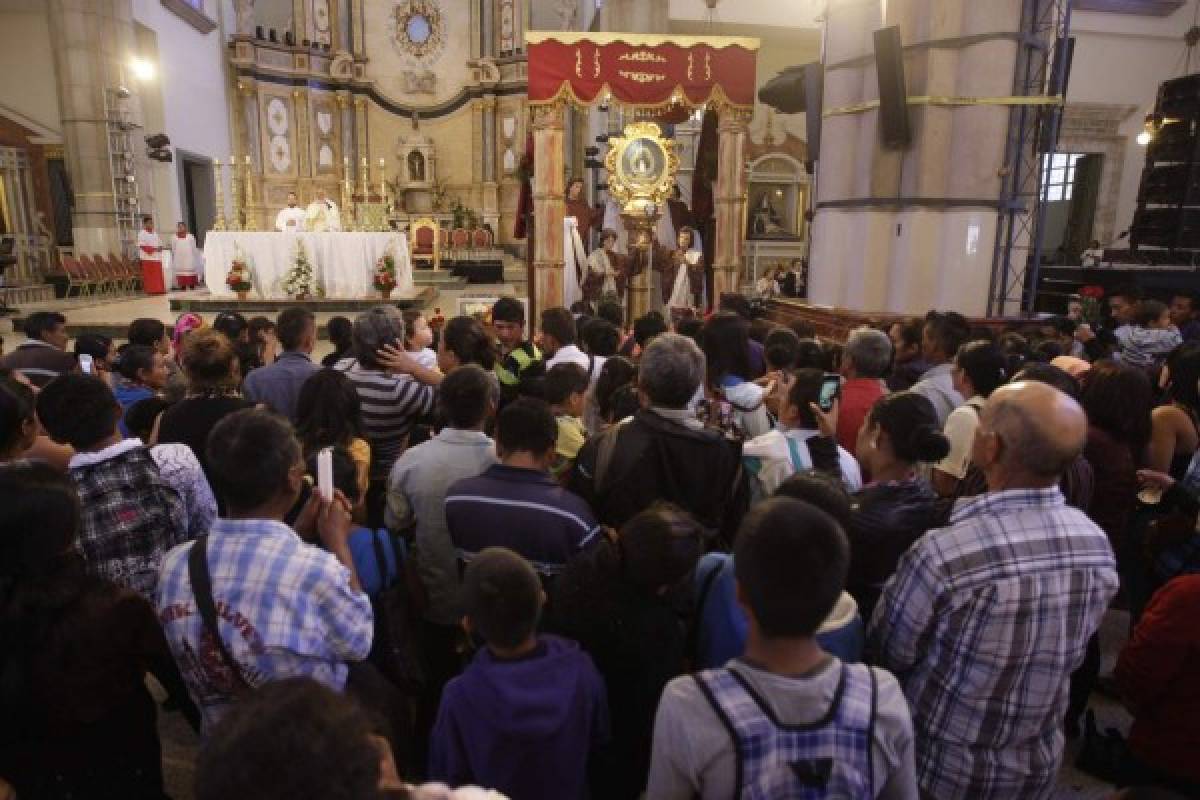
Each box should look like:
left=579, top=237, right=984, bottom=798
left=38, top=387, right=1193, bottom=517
left=869, top=381, right=1118, bottom=799
left=156, top=410, right=373, bottom=732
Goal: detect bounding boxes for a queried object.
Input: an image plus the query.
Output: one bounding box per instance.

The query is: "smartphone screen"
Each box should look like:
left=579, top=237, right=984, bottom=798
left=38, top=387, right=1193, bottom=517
left=818, top=375, right=841, bottom=412
left=79, top=354, right=94, bottom=375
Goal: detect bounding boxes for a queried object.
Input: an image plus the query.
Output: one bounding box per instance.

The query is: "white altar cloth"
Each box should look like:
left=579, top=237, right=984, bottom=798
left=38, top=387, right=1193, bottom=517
left=203, top=231, right=413, bottom=299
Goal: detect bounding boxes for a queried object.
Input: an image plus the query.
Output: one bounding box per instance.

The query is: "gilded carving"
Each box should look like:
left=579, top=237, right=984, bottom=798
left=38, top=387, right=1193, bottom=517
left=617, top=70, right=666, bottom=85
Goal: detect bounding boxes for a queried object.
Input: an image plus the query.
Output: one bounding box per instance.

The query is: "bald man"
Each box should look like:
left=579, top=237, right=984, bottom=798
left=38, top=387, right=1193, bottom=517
left=868, top=381, right=1118, bottom=800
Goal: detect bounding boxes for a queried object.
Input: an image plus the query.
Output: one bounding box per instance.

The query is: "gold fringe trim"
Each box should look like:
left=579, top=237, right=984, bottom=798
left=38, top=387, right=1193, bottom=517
left=529, top=81, right=753, bottom=111
left=525, top=31, right=760, bottom=51
left=824, top=94, right=1065, bottom=117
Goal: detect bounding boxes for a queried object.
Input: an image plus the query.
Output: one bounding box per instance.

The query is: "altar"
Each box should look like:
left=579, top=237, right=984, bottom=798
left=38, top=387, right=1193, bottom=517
left=203, top=231, right=412, bottom=299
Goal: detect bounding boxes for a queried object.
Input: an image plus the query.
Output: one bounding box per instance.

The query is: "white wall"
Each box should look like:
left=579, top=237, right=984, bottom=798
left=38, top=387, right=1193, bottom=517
left=0, top=10, right=61, bottom=134
left=1067, top=0, right=1200, bottom=243
left=131, top=0, right=233, bottom=232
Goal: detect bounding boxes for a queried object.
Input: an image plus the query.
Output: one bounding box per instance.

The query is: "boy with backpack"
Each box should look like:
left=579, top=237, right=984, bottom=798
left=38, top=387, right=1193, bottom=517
left=647, top=497, right=917, bottom=799
left=428, top=547, right=609, bottom=800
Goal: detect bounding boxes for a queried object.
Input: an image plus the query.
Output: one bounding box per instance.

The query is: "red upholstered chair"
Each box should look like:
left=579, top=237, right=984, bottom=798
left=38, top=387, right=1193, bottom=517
left=451, top=227, right=470, bottom=259
left=472, top=228, right=492, bottom=249
left=61, top=256, right=95, bottom=297
left=410, top=217, right=440, bottom=270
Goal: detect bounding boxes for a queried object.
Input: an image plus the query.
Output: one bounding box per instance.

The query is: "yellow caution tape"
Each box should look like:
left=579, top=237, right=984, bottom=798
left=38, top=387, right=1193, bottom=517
left=823, top=94, right=1064, bottom=118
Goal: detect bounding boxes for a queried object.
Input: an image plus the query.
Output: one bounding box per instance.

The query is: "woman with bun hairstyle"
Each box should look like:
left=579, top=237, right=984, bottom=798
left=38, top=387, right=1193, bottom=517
left=849, top=391, right=950, bottom=618
left=931, top=340, right=1010, bottom=497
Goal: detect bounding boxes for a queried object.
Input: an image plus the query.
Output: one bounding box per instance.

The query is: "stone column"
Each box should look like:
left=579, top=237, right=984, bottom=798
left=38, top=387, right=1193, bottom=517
left=713, top=104, right=751, bottom=300
left=481, top=94, right=500, bottom=233
left=354, top=96, right=369, bottom=174
left=810, top=0, right=1027, bottom=316
left=481, top=0, right=495, bottom=59
left=531, top=100, right=566, bottom=319
left=47, top=0, right=136, bottom=256
left=597, top=0, right=668, bottom=33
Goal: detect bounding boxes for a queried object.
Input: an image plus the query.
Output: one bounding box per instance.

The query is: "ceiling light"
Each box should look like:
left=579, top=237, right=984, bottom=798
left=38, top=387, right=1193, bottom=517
left=130, top=57, right=156, bottom=82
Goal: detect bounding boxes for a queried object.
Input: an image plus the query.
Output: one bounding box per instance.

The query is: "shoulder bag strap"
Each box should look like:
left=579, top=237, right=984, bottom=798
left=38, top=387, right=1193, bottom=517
left=785, top=435, right=812, bottom=473
left=188, top=535, right=252, bottom=693
left=687, top=558, right=725, bottom=664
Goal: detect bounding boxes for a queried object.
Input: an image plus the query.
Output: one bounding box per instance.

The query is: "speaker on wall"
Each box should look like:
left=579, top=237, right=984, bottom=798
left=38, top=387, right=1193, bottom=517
left=874, top=26, right=911, bottom=149
left=804, top=62, right=824, bottom=166
left=1037, top=36, right=1075, bottom=155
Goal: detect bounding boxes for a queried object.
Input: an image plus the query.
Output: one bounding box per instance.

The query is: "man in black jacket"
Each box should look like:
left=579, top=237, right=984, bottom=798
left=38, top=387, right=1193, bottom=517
left=569, top=333, right=747, bottom=541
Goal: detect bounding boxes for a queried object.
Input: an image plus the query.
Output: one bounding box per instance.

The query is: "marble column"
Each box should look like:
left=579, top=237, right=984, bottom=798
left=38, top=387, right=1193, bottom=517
left=531, top=100, right=567, bottom=319
left=713, top=104, right=751, bottom=300
left=46, top=0, right=136, bottom=257
left=481, top=0, right=495, bottom=59
left=481, top=94, right=500, bottom=233
left=810, top=0, right=1030, bottom=316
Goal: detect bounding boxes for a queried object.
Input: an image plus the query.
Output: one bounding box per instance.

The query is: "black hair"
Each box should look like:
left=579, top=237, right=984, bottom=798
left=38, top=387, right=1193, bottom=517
left=1170, top=289, right=1199, bottom=310
left=544, top=363, right=590, bottom=406
left=1013, top=363, right=1081, bottom=400
left=115, top=344, right=158, bottom=384
left=305, top=447, right=360, bottom=503
left=1080, top=360, right=1153, bottom=455
left=866, top=392, right=951, bottom=463
left=890, top=318, right=923, bottom=350
left=0, top=375, right=35, bottom=455
left=442, top=315, right=496, bottom=370
left=195, top=678, right=381, bottom=800
left=633, top=312, right=669, bottom=348
left=326, top=316, right=354, bottom=355
left=182, top=330, right=241, bottom=390
left=718, top=292, right=753, bottom=321
left=496, top=397, right=557, bottom=456
left=955, top=341, right=1009, bottom=398
left=794, top=339, right=825, bottom=370
left=1048, top=316, right=1077, bottom=337
left=570, top=301, right=595, bottom=317
left=924, top=311, right=971, bottom=360
left=438, top=364, right=493, bottom=429
left=36, top=374, right=120, bottom=450
left=276, top=307, right=315, bottom=351
left=1135, top=299, right=1169, bottom=327
left=540, top=307, right=577, bottom=347
left=733, top=497, right=849, bottom=638
left=127, top=318, right=166, bottom=348
left=1164, top=342, right=1200, bottom=412
left=213, top=311, right=249, bottom=342
left=462, top=547, right=542, bottom=649
left=594, top=356, right=637, bottom=421
left=764, top=327, right=801, bottom=371
left=1032, top=339, right=1065, bottom=363
left=609, top=384, right=641, bottom=423
left=618, top=504, right=704, bottom=592
left=294, top=369, right=365, bottom=456
left=124, top=396, right=170, bottom=442
left=788, top=319, right=817, bottom=341
left=207, top=409, right=302, bottom=512
left=74, top=333, right=112, bottom=363
left=492, top=296, right=526, bottom=325
left=596, top=300, right=623, bottom=328
left=581, top=318, right=620, bottom=357
left=773, top=471, right=853, bottom=531
left=702, top=312, right=753, bottom=383
left=785, top=367, right=825, bottom=429
left=1109, top=283, right=1142, bottom=304
left=22, top=311, right=65, bottom=341
left=675, top=316, right=704, bottom=343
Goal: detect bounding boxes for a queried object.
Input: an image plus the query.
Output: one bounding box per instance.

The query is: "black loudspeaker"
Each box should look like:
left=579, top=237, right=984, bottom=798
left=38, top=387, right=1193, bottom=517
left=805, top=62, right=824, bottom=165
left=1038, top=36, right=1075, bottom=154
left=874, top=26, right=911, bottom=149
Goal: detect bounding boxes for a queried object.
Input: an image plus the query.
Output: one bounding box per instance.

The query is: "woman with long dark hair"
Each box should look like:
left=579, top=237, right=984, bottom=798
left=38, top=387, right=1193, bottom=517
left=701, top=312, right=770, bottom=438
left=295, top=368, right=370, bottom=501
left=438, top=315, right=496, bottom=373
left=931, top=341, right=1009, bottom=497
left=0, top=462, right=191, bottom=797
left=1146, top=342, right=1200, bottom=478
left=322, top=315, right=355, bottom=368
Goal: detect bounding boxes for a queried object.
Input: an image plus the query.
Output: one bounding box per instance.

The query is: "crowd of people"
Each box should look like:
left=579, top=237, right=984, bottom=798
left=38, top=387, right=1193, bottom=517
left=1, top=283, right=1199, bottom=800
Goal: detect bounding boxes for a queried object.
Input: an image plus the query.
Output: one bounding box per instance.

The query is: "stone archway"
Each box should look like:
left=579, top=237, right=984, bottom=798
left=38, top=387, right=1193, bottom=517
left=1056, top=103, right=1138, bottom=246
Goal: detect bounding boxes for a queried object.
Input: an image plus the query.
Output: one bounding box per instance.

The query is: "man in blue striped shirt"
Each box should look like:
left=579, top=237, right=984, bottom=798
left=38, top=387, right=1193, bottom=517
left=446, top=397, right=601, bottom=581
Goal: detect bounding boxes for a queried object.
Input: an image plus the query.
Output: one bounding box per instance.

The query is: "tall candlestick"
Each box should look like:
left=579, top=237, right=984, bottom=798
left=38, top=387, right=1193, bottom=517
left=213, top=158, right=227, bottom=231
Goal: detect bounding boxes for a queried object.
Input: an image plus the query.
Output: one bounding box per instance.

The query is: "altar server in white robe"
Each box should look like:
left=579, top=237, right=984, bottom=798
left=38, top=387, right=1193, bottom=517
left=170, top=222, right=200, bottom=290
left=306, top=188, right=341, bottom=232
left=274, top=192, right=306, bottom=232
left=136, top=216, right=167, bottom=295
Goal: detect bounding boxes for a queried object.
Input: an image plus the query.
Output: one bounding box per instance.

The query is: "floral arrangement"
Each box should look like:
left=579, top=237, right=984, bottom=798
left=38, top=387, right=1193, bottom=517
left=373, top=252, right=398, bottom=292
left=226, top=257, right=252, bottom=293
left=1077, top=285, right=1104, bottom=325
left=281, top=240, right=318, bottom=298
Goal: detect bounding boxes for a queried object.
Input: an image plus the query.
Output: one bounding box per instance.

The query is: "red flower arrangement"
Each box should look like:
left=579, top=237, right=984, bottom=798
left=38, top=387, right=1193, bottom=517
left=226, top=259, right=252, bottom=292
left=372, top=254, right=397, bottom=292
left=1078, top=285, right=1105, bottom=300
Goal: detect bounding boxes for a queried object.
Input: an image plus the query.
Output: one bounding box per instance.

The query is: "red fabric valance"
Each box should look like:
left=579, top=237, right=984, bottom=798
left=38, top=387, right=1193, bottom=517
left=527, top=32, right=759, bottom=110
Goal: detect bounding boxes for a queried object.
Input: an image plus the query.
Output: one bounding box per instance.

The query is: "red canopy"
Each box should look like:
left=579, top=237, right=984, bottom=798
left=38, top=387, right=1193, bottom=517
left=527, top=32, right=759, bottom=110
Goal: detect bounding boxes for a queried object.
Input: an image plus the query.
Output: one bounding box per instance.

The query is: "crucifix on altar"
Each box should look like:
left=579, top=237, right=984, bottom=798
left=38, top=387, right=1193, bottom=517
left=524, top=32, right=759, bottom=320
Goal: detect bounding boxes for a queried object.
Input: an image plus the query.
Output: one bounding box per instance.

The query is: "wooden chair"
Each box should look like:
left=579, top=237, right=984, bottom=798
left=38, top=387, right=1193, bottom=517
left=78, top=255, right=113, bottom=296
left=108, top=252, right=135, bottom=293
left=61, top=256, right=95, bottom=297
left=93, top=254, right=122, bottom=296
left=410, top=217, right=441, bottom=270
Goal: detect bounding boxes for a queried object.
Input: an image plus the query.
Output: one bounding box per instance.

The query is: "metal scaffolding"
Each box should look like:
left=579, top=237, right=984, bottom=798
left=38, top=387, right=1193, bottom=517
left=987, top=0, right=1073, bottom=317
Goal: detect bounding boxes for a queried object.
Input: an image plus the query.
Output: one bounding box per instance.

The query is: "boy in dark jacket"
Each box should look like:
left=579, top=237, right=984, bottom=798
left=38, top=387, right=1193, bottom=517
left=428, top=547, right=608, bottom=799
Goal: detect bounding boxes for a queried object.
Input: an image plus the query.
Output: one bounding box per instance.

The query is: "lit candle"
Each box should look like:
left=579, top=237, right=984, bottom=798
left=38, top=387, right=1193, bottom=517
left=244, top=155, right=251, bottom=165
left=379, top=157, right=385, bottom=169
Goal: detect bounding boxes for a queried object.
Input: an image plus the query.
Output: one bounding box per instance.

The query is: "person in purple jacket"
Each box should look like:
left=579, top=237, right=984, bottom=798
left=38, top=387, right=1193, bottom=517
left=428, top=547, right=609, bottom=799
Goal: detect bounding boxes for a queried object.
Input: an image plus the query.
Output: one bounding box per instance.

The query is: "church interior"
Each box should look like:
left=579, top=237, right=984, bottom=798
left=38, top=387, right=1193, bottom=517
left=3, top=0, right=1200, bottom=797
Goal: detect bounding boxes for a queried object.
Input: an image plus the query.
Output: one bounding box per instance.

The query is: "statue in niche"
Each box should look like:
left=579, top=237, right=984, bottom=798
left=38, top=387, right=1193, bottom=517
left=750, top=191, right=789, bottom=238
left=234, top=0, right=255, bottom=35
left=409, top=151, right=426, bottom=182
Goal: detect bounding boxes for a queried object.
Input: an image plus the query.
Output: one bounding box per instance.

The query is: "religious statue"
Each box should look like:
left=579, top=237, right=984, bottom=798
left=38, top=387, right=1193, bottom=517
left=565, top=177, right=597, bottom=250
left=234, top=0, right=256, bottom=36
left=662, top=226, right=706, bottom=313
left=750, top=191, right=788, bottom=237
left=554, top=0, right=577, bottom=31
left=408, top=150, right=426, bottom=182
left=584, top=229, right=628, bottom=304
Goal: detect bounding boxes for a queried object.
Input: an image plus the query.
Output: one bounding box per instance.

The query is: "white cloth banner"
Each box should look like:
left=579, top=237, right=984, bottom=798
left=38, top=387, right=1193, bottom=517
left=563, top=218, right=587, bottom=309
left=203, top=231, right=412, bottom=299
